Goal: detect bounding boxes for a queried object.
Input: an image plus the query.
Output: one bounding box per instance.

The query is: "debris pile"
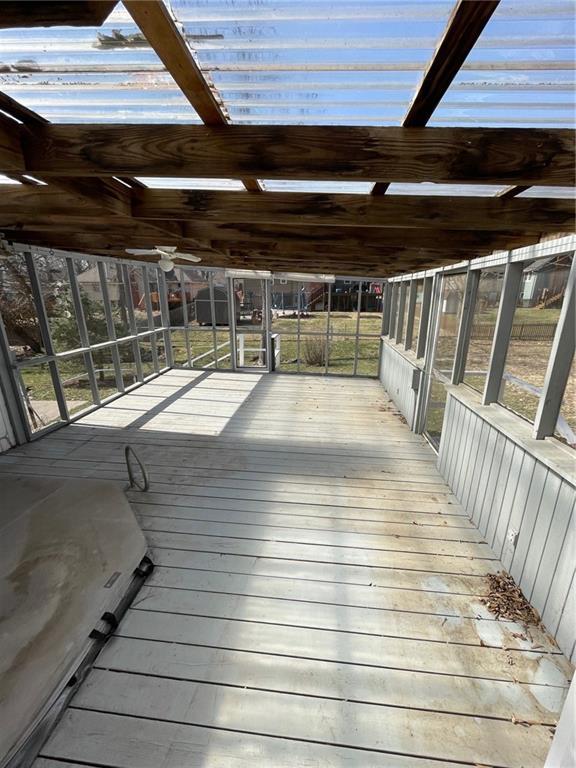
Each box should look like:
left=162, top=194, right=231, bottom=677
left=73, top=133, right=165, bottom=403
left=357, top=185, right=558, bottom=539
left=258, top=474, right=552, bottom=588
left=480, top=571, right=541, bottom=626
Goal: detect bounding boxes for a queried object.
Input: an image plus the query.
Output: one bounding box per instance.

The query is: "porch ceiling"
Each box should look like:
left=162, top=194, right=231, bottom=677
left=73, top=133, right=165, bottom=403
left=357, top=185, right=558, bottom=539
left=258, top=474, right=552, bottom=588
left=0, top=0, right=573, bottom=277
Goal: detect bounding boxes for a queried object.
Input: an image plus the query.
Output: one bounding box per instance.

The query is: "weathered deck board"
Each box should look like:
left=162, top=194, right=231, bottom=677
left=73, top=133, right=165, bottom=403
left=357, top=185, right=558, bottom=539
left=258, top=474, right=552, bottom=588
left=7, top=370, right=568, bottom=768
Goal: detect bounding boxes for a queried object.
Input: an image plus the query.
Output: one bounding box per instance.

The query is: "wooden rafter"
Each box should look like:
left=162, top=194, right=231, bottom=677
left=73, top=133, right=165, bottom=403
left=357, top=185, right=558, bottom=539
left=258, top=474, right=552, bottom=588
left=2, top=185, right=571, bottom=232
left=123, top=0, right=261, bottom=194
left=130, top=189, right=573, bottom=233
left=372, top=0, right=500, bottom=195
left=0, top=213, right=537, bottom=254
left=6, top=123, right=573, bottom=187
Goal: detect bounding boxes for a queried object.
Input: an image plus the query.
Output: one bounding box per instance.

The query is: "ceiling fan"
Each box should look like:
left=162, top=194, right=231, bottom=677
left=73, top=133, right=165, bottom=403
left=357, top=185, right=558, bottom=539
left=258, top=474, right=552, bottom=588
left=125, top=245, right=202, bottom=272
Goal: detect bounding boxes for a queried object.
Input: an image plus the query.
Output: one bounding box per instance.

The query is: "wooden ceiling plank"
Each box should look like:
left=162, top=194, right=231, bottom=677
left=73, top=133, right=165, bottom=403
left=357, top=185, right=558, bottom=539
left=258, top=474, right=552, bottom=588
left=372, top=0, right=500, bottom=195
left=16, top=123, right=574, bottom=187
left=123, top=0, right=261, bottom=194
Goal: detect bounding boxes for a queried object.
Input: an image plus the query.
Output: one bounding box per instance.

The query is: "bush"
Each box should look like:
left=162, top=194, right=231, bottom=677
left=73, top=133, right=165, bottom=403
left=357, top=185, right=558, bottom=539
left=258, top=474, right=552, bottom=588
left=302, top=337, right=326, bottom=366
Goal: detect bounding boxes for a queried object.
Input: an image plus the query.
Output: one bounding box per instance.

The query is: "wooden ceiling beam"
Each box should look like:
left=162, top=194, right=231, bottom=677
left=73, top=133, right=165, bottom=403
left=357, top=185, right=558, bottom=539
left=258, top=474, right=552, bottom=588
left=133, top=189, right=573, bottom=233
left=1, top=185, right=571, bottom=233
left=123, top=0, right=261, bottom=194
left=182, top=222, right=535, bottom=252
left=0, top=214, right=535, bottom=253
left=0, top=1, right=117, bottom=28
left=0, top=230, right=463, bottom=277
left=9, top=124, right=573, bottom=187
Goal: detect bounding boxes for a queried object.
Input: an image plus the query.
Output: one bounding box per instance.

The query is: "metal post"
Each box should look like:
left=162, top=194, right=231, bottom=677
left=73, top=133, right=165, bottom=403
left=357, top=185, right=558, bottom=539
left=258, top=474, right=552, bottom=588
left=389, top=282, right=399, bottom=338
left=381, top=281, right=392, bottom=336
left=353, top=281, right=363, bottom=375
left=451, top=268, right=480, bottom=384
left=414, top=272, right=443, bottom=434
left=96, top=260, right=124, bottom=394
left=208, top=273, right=218, bottom=369
left=66, top=258, right=100, bottom=406
left=178, top=268, right=192, bottom=368
left=296, top=281, right=302, bottom=373
left=483, top=258, right=523, bottom=405
left=395, top=282, right=407, bottom=343
left=25, top=251, right=70, bottom=421
left=0, top=309, right=29, bottom=443
left=264, top=278, right=273, bottom=372
left=226, top=276, right=237, bottom=371
left=158, top=269, right=174, bottom=369
left=404, top=279, right=418, bottom=350
left=416, top=275, right=433, bottom=360
left=324, top=282, right=332, bottom=375
left=533, top=256, right=576, bottom=439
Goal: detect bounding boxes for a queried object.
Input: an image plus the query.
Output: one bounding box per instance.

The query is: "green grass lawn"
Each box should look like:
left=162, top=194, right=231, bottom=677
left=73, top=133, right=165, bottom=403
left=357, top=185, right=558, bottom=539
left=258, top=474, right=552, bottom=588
left=169, top=313, right=383, bottom=376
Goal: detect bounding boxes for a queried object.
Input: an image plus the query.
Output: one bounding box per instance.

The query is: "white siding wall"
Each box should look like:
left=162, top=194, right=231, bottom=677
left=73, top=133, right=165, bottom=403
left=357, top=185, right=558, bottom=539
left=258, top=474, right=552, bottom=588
left=0, top=384, right=15, bottom=453
left=379, top=340, right=419, bottom=429
left=438, top=391, right=576, bottom=663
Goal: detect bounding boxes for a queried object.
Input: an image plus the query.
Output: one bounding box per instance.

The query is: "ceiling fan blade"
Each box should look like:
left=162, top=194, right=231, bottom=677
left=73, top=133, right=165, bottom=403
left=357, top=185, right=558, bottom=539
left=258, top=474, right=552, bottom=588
left=156, top=245, right=178, bottom=253
left=126, top=248, right=159, bottom=256
left=174, top=252, right=202, bottom=263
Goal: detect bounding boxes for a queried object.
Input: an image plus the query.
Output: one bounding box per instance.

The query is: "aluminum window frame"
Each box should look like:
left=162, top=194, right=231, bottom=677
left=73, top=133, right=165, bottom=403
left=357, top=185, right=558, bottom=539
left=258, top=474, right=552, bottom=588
left=0, top=244, right=170, bottom=442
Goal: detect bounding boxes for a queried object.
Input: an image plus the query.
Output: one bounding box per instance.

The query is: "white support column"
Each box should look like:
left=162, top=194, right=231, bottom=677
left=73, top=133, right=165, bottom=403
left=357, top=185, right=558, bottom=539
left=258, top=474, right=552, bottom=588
left=416, top=275, right=433, bottom=359
left=451, top=267, right=480, bottom=384
left=404, top=279, right=418, bottom=350
left=483, top=258, right=523, bottom=405
left=533, top=256, right=576, bottom=439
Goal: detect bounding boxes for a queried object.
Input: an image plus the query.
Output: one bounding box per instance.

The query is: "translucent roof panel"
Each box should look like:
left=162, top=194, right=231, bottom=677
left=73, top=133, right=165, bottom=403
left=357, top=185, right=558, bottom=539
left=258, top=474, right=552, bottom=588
left=517, top=186, right=575, bottom=198
left=0, top=4, right=202, bottom=123
left=431, top=1, right=575, bottom=128
left=262, top=180, right=373, bottom=193
left=169, top=0, right=454, bottom=125
left=387, top=183, right=505, bottom=196
left=136, top=177, right=245, bottom=190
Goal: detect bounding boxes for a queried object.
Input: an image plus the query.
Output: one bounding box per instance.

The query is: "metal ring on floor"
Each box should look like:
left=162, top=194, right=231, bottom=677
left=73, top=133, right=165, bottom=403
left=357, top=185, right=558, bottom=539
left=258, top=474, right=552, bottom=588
left=124, top=445, right=150, bottom=491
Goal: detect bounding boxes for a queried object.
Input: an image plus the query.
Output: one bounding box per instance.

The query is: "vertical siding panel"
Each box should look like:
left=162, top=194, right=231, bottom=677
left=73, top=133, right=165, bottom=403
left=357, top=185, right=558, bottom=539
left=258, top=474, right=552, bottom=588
left=459, top=411, right=480, bottom=508
left=509, top=464, right=548, bottom=584
left=542, top=503, right=575, bottom=633
left=556, top=574, right=575, bottom=656
left=454, top=407, right=472, bottom=499
left=455, top=407, right=476, bottom=502
left=446, top=400, right=465, bottom=489
left=464, top=419, right=486, bottom=514
left=471, top=428, right=498, bottom=528
left=485, top=440, right=514, bottom=549
left=493, top=448, right=524, bottom=557
left=501, top=454, right=537, bottom=571
left=521, top=472, right=562, bottom=599
left=478, top=432, right=506, bottom=537
left=532, top=489, right=575, bottom=612
left=438, top=396, right=455, bottom=479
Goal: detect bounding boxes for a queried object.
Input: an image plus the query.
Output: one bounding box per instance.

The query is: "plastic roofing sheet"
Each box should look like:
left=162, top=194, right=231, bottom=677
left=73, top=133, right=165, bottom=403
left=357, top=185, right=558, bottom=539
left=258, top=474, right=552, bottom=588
left=0, top=0, right=572, bottom=128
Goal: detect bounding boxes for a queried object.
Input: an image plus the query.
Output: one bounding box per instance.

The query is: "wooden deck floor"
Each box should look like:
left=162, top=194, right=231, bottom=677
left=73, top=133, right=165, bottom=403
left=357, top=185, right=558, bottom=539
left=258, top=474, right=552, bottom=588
left=1, top=370, right=572, bottom=768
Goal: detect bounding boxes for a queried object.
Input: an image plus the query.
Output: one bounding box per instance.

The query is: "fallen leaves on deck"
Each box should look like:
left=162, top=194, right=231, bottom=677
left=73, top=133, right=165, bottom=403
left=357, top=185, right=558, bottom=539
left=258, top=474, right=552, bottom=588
left=480, top=571, right=541, bottom=627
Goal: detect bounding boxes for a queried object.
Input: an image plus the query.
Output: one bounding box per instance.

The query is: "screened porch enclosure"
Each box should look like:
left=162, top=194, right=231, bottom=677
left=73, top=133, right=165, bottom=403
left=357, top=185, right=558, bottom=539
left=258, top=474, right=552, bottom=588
left=0, top=370, right=572, bottom=768
left=0, top=0, right=575, bottom=765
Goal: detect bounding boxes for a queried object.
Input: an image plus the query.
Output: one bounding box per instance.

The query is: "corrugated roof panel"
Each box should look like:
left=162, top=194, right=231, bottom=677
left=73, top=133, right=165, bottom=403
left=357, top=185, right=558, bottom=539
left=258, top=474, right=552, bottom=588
left=387, top=183, right=505, bottom=196
left=136, top=177, right=245, bottom=190
left=431, top=0, right=575, bottom=128
left=262, top=180, right=374, bottom=193
left=169, top=0, right=452, bottom=126
left=0, top=4, right=201, bottom=123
